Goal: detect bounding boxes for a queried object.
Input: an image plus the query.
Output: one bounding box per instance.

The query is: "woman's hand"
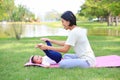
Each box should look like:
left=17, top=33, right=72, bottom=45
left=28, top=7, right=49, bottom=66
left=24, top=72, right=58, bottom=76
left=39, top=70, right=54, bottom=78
left=35, top=43, right=43, bottom=48
left=37, top=44, right=48, bottom=50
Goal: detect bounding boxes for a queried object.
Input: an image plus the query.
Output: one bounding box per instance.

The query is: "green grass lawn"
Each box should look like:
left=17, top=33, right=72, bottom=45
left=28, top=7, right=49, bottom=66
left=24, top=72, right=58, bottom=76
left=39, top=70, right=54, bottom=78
left=0, top=36, right=120, bottom=80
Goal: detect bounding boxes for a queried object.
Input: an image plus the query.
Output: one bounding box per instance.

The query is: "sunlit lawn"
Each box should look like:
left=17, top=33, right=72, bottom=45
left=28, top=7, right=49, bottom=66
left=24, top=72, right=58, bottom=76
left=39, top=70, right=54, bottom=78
left=0, top=36, right=120, bottom=80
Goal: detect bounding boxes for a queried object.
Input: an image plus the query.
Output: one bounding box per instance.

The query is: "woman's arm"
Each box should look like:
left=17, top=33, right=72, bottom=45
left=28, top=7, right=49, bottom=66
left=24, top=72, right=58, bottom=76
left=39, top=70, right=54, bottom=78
left=41, top=38, right=65, bottom=46
left=38, top=44, right=71, bottom=53
left=50, top=40, right=65, bottom=46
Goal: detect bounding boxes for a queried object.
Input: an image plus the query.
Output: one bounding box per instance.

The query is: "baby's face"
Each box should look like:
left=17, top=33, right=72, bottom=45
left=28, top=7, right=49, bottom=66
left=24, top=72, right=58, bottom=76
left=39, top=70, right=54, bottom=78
left=33, top=55, right=42, bottom=64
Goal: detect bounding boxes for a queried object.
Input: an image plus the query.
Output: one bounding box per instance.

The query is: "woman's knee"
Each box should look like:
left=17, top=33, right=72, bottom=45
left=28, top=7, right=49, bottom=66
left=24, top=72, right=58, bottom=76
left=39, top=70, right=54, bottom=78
left=59, top=60, right=68, bottom=68
left=63, top=54, right=76, bottom=59
left=63, top=54, right=69, bottom=58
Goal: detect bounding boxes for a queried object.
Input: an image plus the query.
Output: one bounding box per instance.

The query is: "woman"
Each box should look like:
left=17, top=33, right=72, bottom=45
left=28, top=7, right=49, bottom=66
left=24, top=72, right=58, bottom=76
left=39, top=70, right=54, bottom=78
left=39, top=11, right=96, bottom=68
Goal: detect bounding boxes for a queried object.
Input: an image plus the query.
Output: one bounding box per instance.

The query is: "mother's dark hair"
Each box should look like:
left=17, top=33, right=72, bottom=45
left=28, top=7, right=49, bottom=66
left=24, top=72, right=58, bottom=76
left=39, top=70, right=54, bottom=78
left=61, top=11, right=76, bottom=26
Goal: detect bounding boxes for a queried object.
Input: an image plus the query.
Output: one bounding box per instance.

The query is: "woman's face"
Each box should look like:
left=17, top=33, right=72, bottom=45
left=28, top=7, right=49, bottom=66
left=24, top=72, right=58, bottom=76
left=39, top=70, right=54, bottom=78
left=61, top=18, right=70, bottom=30
left=33, top=55, right=42, bottom=64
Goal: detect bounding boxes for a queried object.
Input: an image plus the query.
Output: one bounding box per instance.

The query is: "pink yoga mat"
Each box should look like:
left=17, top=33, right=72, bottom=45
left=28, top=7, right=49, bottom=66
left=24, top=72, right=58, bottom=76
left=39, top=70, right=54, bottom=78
left=24, top=55, right=120, bottom=68
left=95, top=55, right=120, bottom=67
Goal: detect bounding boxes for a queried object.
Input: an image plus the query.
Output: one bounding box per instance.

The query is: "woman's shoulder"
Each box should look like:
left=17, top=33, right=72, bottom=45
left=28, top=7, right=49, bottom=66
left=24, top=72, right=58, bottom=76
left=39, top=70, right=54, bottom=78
left=74, top=27, right=87, bottom=33
left=77, top=26, right=86, bottom=30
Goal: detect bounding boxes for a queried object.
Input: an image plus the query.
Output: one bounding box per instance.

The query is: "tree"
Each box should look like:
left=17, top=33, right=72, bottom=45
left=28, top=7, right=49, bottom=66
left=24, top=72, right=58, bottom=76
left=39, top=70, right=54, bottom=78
left=0, top=0, right=35, bottom=40
left=0, top=0, right=15, bottom=21
left=78, top=0, right=120, bottom=26
left=100, top=0, right=120, bottom=26
left=11, top=5, right=35, bottom=40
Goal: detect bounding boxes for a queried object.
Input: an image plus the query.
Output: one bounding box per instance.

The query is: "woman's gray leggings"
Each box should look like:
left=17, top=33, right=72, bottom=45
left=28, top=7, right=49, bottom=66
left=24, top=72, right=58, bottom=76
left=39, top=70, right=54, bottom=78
left=59, top=54, right=90, bottom=68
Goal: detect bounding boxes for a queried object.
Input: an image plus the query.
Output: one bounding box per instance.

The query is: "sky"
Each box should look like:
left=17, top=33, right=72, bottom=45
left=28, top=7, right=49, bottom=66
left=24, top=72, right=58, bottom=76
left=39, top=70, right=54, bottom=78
left=15, top=0, right=85, bottom=16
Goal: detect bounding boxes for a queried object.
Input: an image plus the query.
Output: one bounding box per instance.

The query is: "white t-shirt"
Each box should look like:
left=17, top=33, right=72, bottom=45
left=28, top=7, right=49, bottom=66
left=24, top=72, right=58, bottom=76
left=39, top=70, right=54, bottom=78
left=42, top=56, right=56, bottom=66
left=65, top=27, right=96, bottom=67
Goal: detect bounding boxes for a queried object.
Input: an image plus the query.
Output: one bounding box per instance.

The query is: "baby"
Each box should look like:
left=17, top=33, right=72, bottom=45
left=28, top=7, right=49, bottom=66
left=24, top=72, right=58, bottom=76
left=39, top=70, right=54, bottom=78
left=31, top=55, right=58, bottom=67
left=31, top=41, right=62, bottom=67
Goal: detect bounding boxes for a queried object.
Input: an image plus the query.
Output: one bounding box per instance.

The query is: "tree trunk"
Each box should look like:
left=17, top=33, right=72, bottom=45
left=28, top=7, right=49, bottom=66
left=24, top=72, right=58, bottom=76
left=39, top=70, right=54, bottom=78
left=111, top=16, right=114, bottom=26
left=115, top=16, right=118, bottom=26
left=107, top=13, right=113, bottom=26
left=99, top=16, right=104, bottom=23
left=12, top=23, right=21, bottom=40
left=107, top=16, right=111, bottom=26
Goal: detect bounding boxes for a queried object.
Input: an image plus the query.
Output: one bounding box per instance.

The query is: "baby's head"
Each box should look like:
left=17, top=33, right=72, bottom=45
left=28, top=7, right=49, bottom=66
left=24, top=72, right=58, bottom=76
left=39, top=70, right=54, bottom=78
left=31, top=55, right=42, bottom=64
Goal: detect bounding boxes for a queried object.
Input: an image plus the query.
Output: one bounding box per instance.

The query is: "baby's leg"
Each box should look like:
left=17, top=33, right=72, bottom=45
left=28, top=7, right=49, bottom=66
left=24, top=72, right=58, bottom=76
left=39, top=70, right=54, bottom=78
left=43, top=41, right=62, bottom=63
left=45, top=41, right=52, bottom=46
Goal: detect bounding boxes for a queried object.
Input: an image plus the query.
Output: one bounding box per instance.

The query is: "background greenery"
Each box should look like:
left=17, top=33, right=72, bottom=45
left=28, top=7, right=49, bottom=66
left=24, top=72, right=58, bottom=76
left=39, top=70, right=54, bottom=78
left=0, top=0, right=120, bottom=26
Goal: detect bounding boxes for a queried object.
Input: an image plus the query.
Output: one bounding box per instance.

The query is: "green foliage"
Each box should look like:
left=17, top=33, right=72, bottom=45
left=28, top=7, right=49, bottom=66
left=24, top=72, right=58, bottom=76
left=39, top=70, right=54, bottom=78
left=76, top=14, right=88, bottom=21
left=0, top=0, right=14, bottom=21
left=0, top=0, right=35, bottom=21
left=11, top=5, right=35, bottom=21
left=79, top=0, right=120, bottom=18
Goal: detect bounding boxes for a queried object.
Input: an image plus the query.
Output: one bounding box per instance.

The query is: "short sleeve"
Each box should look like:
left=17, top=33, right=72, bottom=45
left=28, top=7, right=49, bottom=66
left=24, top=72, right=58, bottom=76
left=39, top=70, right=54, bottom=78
left=65, top=31, right=78, bottom=46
